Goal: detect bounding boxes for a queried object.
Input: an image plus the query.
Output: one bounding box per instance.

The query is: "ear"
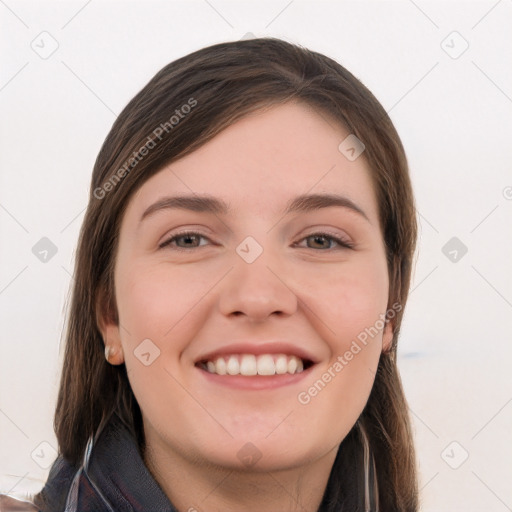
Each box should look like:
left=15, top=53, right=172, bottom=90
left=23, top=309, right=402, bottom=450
left=96, top=286, right=125, bottom=365
left=382, top=319, right=394, bottom=353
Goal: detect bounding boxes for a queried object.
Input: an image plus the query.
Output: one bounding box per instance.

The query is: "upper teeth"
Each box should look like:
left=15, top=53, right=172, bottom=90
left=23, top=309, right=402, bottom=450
left=203, top=354, right=304, bottom=376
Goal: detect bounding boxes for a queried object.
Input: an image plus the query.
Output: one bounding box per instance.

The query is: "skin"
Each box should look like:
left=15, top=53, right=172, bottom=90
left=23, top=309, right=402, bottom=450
left=99, top=101, right=393, bottom=512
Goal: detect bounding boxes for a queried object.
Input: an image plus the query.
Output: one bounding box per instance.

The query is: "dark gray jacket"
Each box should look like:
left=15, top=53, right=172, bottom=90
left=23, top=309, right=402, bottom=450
left=2, top=412, right=178, bottom=512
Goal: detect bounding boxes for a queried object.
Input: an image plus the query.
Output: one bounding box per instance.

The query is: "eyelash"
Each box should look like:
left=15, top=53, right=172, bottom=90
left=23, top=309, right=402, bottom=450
left=159, top=230, right=355, bottom=251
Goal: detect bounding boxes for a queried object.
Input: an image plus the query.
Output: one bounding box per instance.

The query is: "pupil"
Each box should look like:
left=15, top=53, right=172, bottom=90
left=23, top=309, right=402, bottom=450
left=183, top=235, right=196, bottom=246
left=312, top=236, right=327, bottom=248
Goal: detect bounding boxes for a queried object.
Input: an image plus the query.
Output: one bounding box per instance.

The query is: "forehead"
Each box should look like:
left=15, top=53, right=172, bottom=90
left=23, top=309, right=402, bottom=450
left=127, top=101, right=379, bottom=223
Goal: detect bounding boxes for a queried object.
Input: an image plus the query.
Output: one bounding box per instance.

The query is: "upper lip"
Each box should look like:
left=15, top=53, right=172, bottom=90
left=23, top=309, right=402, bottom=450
left=195, top=342, right=320, bottom=365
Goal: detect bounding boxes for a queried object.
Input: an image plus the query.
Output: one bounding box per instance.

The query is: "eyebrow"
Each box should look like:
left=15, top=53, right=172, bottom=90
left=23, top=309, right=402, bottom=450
left=140, top=193, right=370, bottom=223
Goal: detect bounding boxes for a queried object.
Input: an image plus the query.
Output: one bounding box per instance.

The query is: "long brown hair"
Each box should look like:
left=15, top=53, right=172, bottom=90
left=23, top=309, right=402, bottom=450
left=38, top=37, right=418, bottom=510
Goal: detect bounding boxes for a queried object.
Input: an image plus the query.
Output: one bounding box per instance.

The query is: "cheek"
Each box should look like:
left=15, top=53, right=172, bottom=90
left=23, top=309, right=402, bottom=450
left=114, top=263, right=208, bottom=423
left=302, top=255, right=389, bottom=347
left=115, top=263, right=209, bottom=340
left=114, top=261, right=220, bottom=403
left=296, top=262, right=387, bottom=434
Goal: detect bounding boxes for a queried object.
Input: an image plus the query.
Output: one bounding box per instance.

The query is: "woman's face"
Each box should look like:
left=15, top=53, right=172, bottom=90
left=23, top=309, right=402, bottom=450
left=101, top=101, right=393, bottom=472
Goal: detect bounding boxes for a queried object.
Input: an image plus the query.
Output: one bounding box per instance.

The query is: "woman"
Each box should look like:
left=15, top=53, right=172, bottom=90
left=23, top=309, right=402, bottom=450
left=2, top=36, right=418, bottom=511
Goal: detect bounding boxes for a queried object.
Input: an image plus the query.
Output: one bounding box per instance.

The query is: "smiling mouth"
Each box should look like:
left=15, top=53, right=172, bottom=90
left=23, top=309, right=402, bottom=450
left=196, top=353, right=315, bottom=376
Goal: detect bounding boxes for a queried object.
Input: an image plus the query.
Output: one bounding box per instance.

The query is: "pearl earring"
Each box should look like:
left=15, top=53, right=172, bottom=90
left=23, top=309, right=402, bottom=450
left=105, top=345, right=115, bottom=362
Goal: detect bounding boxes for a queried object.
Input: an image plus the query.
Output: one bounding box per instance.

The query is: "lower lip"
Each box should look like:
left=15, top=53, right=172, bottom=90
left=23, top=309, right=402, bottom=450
left=195, top=364, right=315, bottom=390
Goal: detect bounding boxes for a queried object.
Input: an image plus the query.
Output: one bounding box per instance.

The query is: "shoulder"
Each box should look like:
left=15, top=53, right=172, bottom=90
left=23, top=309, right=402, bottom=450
left=30, top=455, right=78, bottom=512
left=0, top=495, right=38, bottom=512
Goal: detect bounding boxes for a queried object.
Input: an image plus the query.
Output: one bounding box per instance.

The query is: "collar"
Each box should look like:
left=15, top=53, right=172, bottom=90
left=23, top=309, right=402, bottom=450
left=36, top=412, right=177, bottom=512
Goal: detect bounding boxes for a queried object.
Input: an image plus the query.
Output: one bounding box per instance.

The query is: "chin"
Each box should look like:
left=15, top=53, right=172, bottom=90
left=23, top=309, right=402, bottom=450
left=194, top=433, right=322, bottom=473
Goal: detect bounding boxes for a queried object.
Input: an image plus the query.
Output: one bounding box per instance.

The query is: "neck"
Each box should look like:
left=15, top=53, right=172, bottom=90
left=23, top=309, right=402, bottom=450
left=142, top=431, right=338, bottom=512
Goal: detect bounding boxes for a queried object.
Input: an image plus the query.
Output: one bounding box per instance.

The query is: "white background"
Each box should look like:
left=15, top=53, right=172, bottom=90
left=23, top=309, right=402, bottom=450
left=1, top=1, right=511, bottom=510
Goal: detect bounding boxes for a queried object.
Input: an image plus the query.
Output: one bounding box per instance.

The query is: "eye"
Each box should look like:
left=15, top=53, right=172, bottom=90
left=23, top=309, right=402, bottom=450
left=159, top=231, right=211, bottom=250
left=159, top=230, right=354, bottom=251
left=295, top=232, right=354, bottom=250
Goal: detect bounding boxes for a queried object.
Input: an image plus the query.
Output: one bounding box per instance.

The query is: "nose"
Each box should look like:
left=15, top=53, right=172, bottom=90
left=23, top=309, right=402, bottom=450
left=218, top=251, right=298, bottom=322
